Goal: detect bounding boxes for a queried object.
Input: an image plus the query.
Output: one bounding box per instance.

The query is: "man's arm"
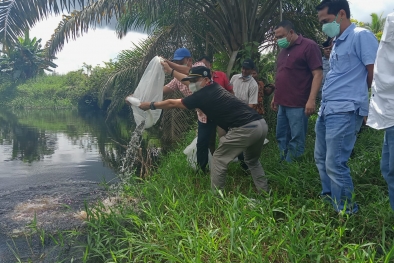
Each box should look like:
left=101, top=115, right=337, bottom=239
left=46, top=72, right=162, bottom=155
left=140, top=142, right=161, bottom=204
left=165, top=60, right=190, bottom=75
left=248, top=82, right=258, bottom=108
left=163, top=85, right=174, bottom=95
left=366, top=64, right=374, bottom=90
left=139, top=99, right=187, bottom=111
left=174, top=71, right=189, bottom=86
left=162, top=61, right=189, bottom=86
left=264, top=84, right=275, bottom=96
left=355, top=30, right=378, bottom=90
left=270, top=95, right=277, bottom=111
left=305, top=68, right=323, bottom=115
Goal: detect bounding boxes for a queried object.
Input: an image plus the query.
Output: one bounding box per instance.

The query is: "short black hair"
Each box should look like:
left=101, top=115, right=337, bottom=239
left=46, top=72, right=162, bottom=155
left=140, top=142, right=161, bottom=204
left=316, top=0, right=351, bottom=19
left=252, top=67, right=259, bottom=73
left=198, top=56, right=212, bottom=63
left=275, top=20, right=296, bottom=33
left=322, top=37, right=333, bottom=47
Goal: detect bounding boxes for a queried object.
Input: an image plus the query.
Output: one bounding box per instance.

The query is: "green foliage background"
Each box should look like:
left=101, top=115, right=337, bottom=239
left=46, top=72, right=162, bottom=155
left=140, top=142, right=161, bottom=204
left=0, top=64, right=114, bottom=109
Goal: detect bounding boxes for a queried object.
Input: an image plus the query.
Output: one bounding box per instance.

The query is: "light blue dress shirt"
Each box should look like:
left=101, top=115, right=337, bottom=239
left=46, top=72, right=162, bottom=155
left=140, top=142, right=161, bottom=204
left=320, top=23, right=379, bottom=116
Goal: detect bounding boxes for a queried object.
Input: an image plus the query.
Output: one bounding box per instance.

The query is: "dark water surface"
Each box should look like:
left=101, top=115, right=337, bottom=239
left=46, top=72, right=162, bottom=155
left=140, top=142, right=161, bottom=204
left=0, top=108, right=135, bottom=262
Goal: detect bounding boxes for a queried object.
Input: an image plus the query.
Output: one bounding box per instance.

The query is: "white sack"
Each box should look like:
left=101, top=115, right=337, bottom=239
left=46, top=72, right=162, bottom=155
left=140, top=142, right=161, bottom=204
left=130, top=56, right=165, bottom=129
left=183, top=137, right=212, bottom=170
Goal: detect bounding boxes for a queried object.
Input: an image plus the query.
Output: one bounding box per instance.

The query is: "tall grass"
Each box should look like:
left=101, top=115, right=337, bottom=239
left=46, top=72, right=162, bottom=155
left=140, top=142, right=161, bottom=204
left=81, top=117, right=393, bottom=262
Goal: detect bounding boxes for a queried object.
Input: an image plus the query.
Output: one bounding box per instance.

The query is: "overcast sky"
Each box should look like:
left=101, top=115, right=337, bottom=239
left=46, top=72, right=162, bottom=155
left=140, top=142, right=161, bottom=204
left=30, top=0, right=394, bottom=74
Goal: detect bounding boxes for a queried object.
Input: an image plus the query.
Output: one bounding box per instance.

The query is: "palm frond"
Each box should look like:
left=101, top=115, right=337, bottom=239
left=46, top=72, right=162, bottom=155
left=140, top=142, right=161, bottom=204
left=45, top=0, right=127, bottom=57
left=0, top=0, right=89, bottom=50
left=116, top=0, right=175, bottom=38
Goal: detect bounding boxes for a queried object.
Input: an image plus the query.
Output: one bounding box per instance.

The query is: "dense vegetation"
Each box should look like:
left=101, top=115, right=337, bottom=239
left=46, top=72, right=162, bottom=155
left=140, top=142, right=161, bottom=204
left=76, top=118, right=393, bottom=262
left=1, top=0, right=325, bottom=116
left=0, top=64, right=113, bottom=109
left=1, top=1, right=390, bottom=262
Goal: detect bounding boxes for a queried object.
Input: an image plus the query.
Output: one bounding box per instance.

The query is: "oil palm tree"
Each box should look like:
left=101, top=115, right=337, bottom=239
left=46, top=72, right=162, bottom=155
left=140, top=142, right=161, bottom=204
left=368, top=12, right=386, bottom=34
left=365, top=12, right=386, bottom=41
left=0, top=30, right=57, bottom=80
left=0, top=0, right=322, bottom=120
left=1, top=0, right=320, bottom=69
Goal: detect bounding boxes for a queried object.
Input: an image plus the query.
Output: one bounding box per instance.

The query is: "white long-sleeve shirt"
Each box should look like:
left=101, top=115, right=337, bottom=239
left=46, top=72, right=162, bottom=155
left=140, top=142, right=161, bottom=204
left=367, top=12, right=394, bottom=130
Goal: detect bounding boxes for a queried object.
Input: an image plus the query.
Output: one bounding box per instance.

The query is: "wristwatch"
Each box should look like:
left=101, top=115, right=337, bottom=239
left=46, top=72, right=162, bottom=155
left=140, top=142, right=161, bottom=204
left=150, top=102, right=156, bottom=110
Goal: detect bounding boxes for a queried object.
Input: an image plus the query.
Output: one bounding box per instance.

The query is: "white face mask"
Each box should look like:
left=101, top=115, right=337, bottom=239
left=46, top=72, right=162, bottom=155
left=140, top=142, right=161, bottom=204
left=189, top=79, right=204, bottom=93
left=189, top=83, right=198, bottom=93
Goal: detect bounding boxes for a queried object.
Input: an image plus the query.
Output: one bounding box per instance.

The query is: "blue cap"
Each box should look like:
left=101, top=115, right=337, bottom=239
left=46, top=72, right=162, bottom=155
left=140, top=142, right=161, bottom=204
left=172, top=48, right=191, bottom=61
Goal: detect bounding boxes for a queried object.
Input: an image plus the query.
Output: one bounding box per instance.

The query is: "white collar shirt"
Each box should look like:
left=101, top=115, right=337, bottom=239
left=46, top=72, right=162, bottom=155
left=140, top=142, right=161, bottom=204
left=230, top=74, right=258, bottom=105
left=367, top=12, right=394, bottom=130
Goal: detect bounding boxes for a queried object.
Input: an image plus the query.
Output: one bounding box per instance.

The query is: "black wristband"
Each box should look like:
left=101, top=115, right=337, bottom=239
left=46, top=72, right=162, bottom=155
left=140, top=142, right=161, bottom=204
left=171, top=69, right=175, bottom=77
left=150, top=102, right=156, bottom=110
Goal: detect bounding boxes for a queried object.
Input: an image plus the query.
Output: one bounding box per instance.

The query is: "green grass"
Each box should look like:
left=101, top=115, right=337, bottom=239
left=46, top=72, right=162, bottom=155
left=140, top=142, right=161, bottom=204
left=81, top=117, right=394, bottom=262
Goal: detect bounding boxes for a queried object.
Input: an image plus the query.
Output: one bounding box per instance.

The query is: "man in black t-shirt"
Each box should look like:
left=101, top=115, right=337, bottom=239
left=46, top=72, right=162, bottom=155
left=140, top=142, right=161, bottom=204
left=135, top=66, right=269, bottom=193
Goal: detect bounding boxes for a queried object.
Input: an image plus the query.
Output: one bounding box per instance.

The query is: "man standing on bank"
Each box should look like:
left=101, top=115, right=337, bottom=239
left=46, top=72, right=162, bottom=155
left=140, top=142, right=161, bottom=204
left=367, top=12, right=394, bottom=211
left=162, top=48, right=209, bottom=173
left=230, top=58, right=259, bottom=172
left=133, top=66, right=269, bottom=193
left=315, top=0, right=378, bottom=214
left=271, top=20, right=323, bottom=162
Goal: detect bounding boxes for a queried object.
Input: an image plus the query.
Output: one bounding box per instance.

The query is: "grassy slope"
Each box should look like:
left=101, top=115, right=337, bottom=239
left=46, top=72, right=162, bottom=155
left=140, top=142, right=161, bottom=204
left=83, top=116, right=394, bottom=262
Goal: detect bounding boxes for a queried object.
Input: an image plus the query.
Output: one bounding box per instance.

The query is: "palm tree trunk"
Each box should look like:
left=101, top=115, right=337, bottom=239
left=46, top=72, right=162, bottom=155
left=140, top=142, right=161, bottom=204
left=226, top=50, right=239, bottom=77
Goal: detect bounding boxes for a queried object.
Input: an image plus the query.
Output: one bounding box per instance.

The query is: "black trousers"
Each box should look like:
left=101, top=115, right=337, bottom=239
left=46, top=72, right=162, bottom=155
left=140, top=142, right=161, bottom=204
left=197, top=120, right=216, bottom=172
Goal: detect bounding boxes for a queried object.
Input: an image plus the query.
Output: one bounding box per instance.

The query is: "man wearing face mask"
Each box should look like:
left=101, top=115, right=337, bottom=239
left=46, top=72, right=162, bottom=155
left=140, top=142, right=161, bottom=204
left=315, top=0, right=378, bottom=214
left=196, top=56, right=233, bottom=155
left=229, top=58, right=259, bottom=172
left=197, top=56, right=233, bottom=94
left=230, top=59, right=258, bottom=108
left=161, top=48, right=210, bottom=173
left=163, top=48, right=205, bottom=94
left=271, top=20, right=323, bottom=163
left=136, top=66, right=269, bottom=193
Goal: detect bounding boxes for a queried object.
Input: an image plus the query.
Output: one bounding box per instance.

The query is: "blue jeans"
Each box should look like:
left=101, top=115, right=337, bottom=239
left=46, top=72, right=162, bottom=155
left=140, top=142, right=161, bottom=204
left=314, top=112, right=364, bottom=214
left=197, top=120, right=216, bottom=172
left=381, top=126, right=394, bottom=211
left=276, top=105, right=308, bottom=162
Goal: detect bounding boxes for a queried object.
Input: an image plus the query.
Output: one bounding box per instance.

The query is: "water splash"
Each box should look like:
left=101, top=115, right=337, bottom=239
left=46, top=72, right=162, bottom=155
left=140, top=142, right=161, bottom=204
left=119, top=120, right=145, bottom=178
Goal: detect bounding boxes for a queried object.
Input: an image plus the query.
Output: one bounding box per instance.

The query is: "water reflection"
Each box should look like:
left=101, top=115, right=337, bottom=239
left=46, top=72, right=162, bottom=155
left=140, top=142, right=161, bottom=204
left=0, top=108, right=135, bottom=170
left=0, top=108, right=147, bottom=262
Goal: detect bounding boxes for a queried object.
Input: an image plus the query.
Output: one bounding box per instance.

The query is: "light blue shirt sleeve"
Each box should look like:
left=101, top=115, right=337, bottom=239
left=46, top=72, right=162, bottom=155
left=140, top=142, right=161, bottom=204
left=355, top=30, right=379, bottom=66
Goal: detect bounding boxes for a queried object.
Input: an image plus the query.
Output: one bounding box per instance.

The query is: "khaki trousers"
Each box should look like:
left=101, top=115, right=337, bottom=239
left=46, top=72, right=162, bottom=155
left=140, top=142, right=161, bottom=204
left=210, top=119, right=269, bottom=192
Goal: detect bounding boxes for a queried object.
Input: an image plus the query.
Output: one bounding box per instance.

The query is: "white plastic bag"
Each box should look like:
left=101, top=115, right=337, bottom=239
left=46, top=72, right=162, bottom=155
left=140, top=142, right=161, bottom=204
left=126, top=97, right=141, bottom=106
left=130, top=56, right=165, bottom=129
left=183, top=137, right=212, bottom=170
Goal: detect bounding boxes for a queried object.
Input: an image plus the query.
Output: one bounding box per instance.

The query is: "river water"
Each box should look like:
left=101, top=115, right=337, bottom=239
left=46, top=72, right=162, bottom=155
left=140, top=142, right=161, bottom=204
left=0, top=108, right=144, bottom=262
